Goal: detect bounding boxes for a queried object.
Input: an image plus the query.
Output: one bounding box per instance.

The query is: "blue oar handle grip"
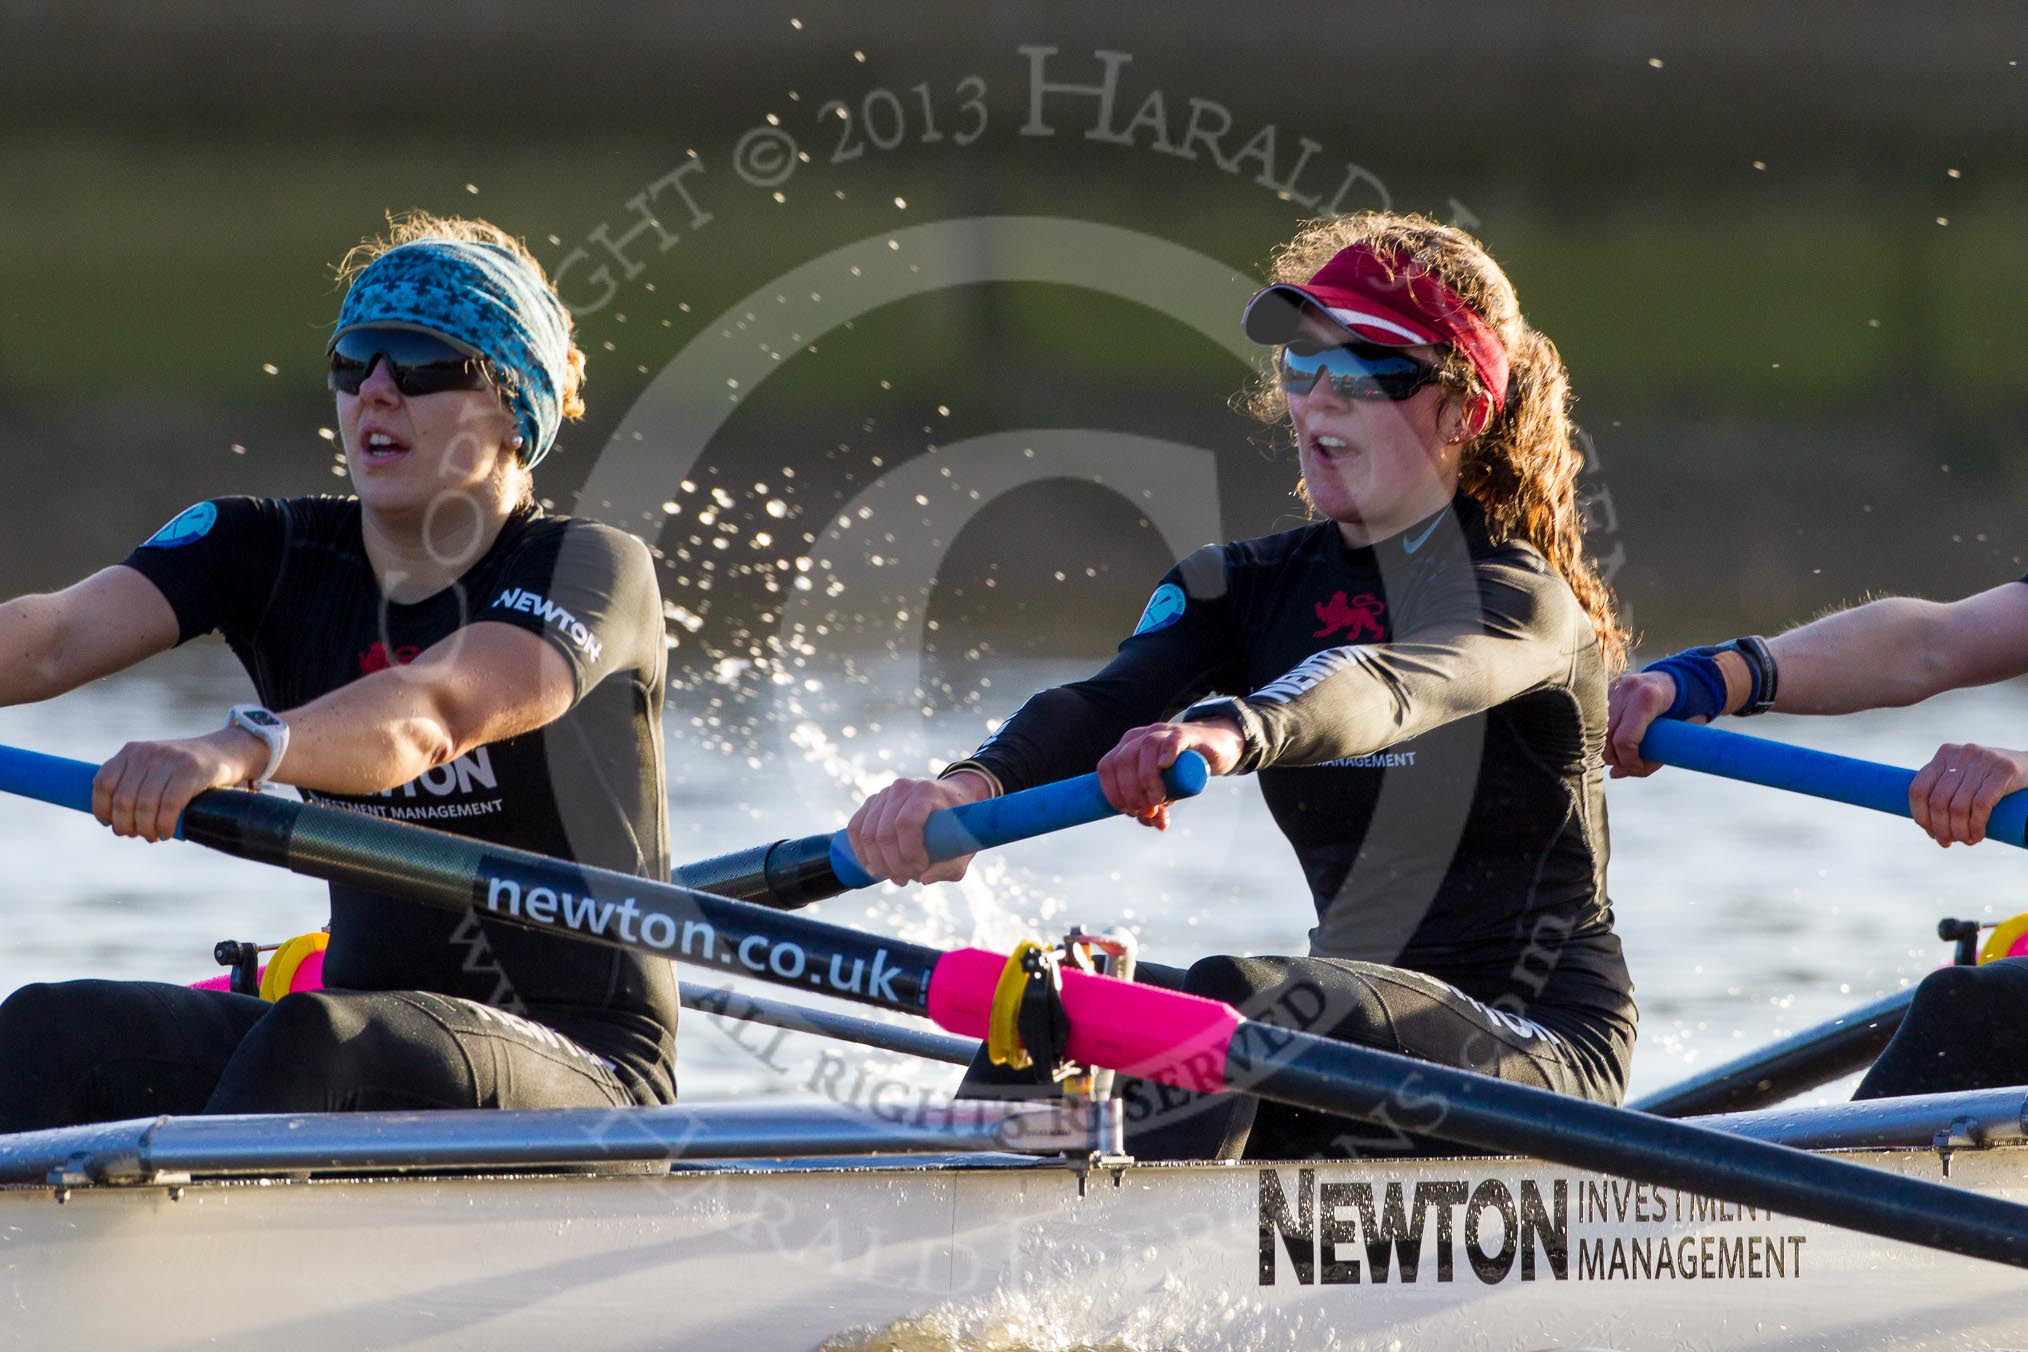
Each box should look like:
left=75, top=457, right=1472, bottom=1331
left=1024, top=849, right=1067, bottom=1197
left=1638, top=719, right=2028, bottom=848
left=827, top=751, right=1212, bottom=889
left=0, top=745, right=98, bottom=815
left=0, top=744, right=244, bottom=842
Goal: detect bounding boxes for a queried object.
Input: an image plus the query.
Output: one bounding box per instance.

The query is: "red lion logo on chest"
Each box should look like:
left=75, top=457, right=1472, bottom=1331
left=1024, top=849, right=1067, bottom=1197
left=1313, top=592, right=1386, bottom=641
left=358, top=641, right=422, bottom=674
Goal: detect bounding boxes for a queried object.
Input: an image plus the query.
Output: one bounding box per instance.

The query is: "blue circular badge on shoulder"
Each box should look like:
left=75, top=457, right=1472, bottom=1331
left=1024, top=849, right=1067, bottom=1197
left=1133, top=582, right=1186, bottom=635
left=145, top=501, right=218, bottom=549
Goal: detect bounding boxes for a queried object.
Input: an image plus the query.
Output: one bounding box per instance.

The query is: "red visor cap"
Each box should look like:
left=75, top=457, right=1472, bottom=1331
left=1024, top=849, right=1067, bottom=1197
left=1242, top=244, right=1509, bottom=414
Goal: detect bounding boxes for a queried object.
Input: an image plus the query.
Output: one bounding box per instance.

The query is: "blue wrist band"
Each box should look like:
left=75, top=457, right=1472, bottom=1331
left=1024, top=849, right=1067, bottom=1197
left=1643, top=648, right=1730, bottom=722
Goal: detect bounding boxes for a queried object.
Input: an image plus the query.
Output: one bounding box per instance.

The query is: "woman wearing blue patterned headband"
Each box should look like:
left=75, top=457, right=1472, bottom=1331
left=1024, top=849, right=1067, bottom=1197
left=0, top=214, right=681, bottom=1127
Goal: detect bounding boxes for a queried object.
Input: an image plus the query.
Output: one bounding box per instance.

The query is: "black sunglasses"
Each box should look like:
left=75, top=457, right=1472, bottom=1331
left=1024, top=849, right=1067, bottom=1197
left=327, top=327, right=495, bottom=397
left=1277, top=340, right=1443, bottom=402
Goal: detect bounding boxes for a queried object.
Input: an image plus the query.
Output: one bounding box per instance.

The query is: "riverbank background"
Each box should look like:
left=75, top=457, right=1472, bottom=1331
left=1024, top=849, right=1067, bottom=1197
left=4, top=2, right=2023, bottom=643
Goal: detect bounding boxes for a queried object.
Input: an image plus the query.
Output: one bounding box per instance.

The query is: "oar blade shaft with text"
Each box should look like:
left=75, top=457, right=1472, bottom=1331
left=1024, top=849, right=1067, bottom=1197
left=4, top=742, right=2028, bottom=1270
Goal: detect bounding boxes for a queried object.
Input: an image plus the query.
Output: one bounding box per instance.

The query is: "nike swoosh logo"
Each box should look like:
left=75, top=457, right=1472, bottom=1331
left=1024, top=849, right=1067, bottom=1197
left=1401, top=514, right=1445, bottom=555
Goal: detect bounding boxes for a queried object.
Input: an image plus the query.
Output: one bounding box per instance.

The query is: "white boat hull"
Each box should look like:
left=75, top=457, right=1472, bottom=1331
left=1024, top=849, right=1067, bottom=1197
left=6, top=1144, right=2026, bottom=1350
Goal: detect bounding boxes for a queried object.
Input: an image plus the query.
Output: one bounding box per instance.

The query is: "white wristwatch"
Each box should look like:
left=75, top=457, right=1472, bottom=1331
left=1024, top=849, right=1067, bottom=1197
left=224, top=704, right=290, bottom=788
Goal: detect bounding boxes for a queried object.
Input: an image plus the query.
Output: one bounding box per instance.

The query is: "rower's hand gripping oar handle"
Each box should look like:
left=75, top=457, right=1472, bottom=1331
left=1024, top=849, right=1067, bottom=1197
left=679, top=754, right=1211, bottom=905
left=1638, top=719, right=2028, bottom=846
left=825, top=751, right=1211, bottom=889
left=0, top=742, right=1212, bottom=904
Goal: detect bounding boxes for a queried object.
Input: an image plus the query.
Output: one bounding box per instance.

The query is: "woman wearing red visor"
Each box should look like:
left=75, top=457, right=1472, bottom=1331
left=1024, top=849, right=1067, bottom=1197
left=850, top=211, right=1631, bottom=1160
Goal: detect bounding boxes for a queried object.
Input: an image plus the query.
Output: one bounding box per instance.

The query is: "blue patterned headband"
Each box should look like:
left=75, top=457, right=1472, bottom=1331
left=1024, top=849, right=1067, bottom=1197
left=331, top=238, right=572, bottom=469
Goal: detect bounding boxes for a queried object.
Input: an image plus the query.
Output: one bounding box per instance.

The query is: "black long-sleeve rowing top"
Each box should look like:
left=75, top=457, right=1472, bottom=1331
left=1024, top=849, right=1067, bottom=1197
left=964, top=494, right=1627, bottom=1012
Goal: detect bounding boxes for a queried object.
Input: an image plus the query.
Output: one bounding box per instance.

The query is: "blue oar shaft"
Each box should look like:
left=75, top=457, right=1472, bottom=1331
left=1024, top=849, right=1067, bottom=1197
left=680, top=752, right=1210, bottom=907
left=0, top=746, right=95, bottom=816
left=1638, top=720, right=2028, bottom=847
left=825, top=752, right=1209, bottom=888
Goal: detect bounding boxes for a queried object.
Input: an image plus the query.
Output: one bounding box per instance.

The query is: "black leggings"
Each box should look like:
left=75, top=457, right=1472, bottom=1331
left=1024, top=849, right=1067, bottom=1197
left=963, top=954, right=1632, bottom=1161
left=0, top=980, right=647, bottom=1134
left=1855, top=958, right=2028, bottom=1100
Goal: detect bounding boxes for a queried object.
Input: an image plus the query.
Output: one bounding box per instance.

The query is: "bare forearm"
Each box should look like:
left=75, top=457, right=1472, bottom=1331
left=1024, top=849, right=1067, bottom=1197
left=0, top=569, right=179, bottom=706
left=269, top=626, right=572, bottom=797
left=0, top=595, right=68, bottom=705
left=1763, top=597, right=1951, bottom=714
left=1610, top=586, right=2028, bottom=779
left=95, top=625, right=572, bottom=841
left=276, top=676, right=461, bottom=796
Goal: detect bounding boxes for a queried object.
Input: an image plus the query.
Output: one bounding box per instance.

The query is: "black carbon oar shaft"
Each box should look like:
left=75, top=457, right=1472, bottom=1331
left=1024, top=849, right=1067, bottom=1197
left=182, top=793, right=952, bottom=1014
left=677, top=835, right=841, bottom=908
left=1632, top=988, right=1914, bottom=1118
left=1226, top=1021, right=2028, bottom=1271
left=187, top=791, right=2028, bottom=1271
left=0, top=767, right=2007, bottom=1272
left=681, top=984, right=977, bottom=1065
